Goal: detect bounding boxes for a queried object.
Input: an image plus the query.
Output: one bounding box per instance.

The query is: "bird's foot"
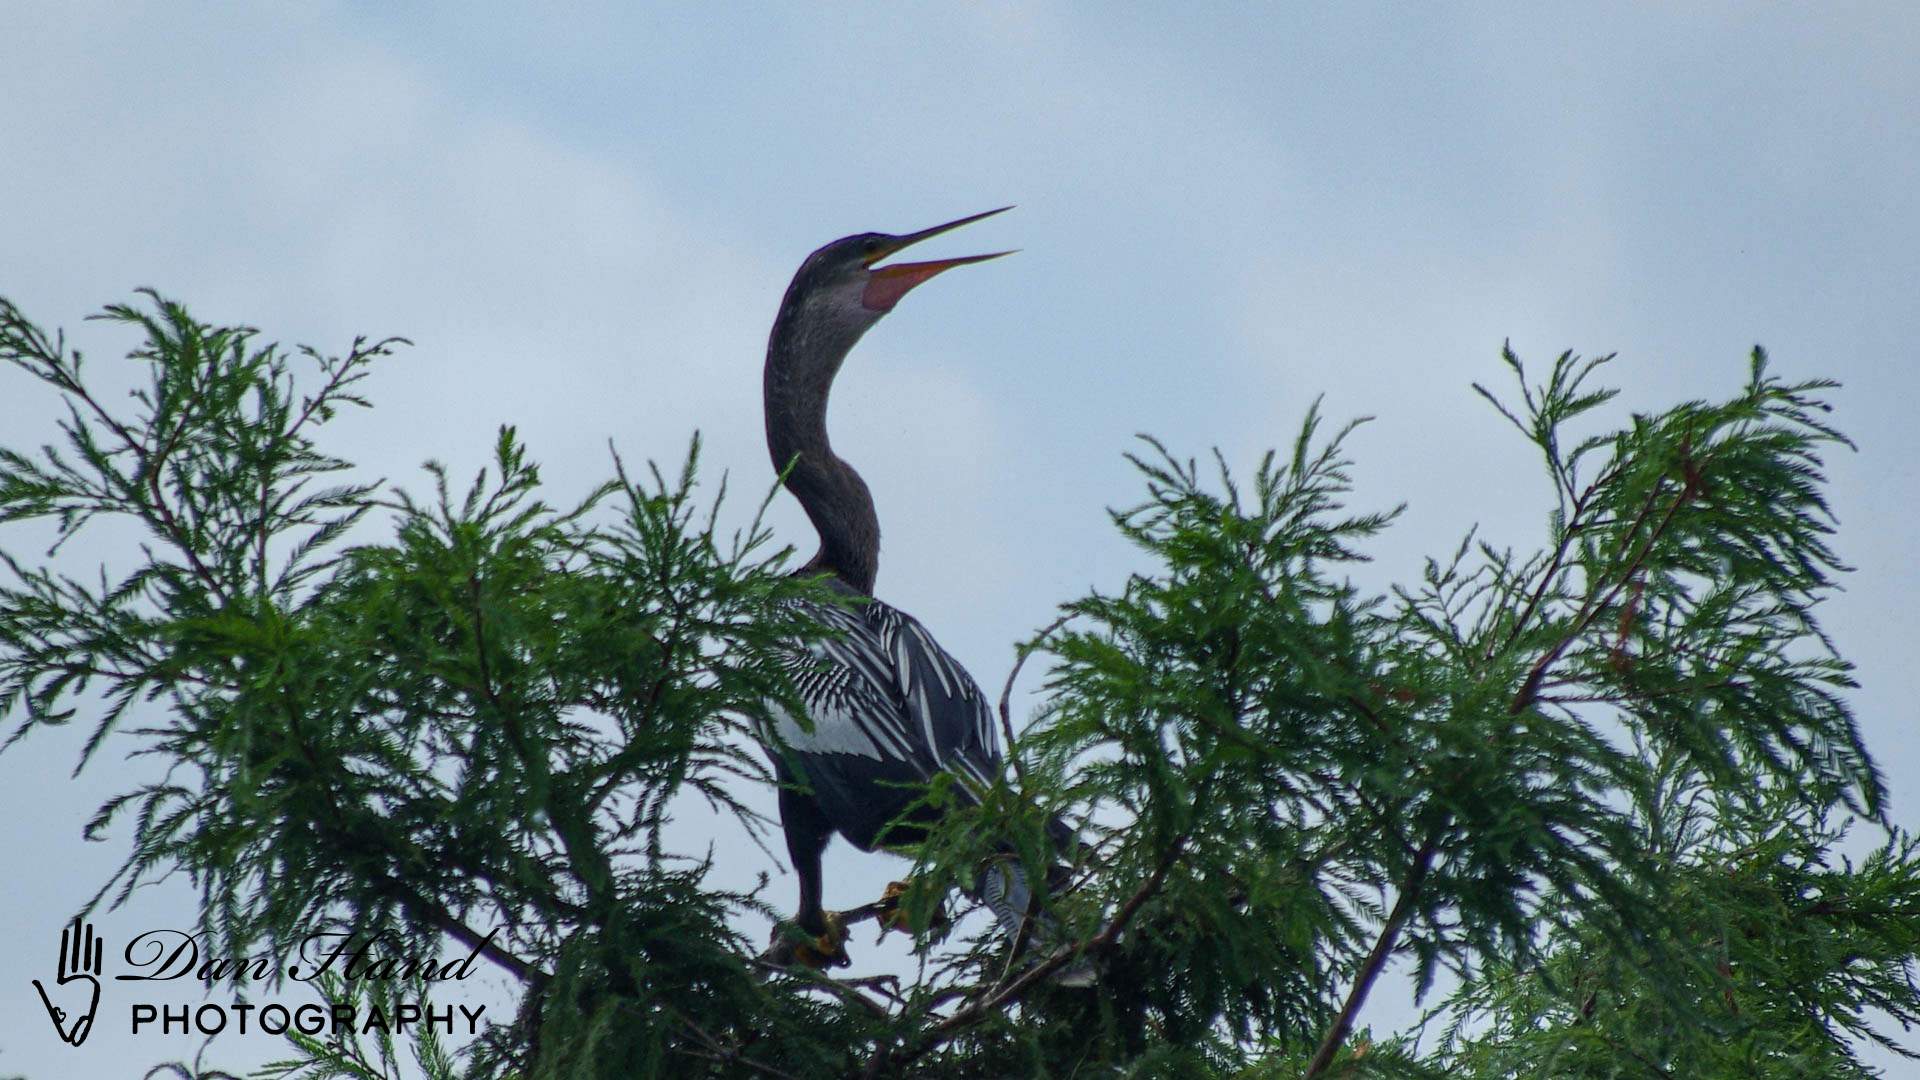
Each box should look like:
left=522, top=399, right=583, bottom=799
left=875, top=879, right=952, bottom=942
left=766, top=910, right=850, bottom=969
left=877, top=880, right=915, bottom=935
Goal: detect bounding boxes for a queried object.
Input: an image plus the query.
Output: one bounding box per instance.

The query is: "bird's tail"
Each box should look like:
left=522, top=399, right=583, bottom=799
left=975, top=854, right=1095, bottom=987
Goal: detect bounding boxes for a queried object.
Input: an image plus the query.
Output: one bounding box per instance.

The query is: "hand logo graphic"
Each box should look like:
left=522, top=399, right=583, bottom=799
left=33, top=919, right=104, bottom=1047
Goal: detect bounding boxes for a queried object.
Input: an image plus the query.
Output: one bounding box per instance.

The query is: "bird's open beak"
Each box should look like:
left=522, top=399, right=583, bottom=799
left=862, top=206, right=1015, bottom=312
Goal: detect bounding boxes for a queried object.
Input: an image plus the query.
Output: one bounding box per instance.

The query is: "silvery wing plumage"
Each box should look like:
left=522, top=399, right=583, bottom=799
left=764, top=586, right=1001, bottom=853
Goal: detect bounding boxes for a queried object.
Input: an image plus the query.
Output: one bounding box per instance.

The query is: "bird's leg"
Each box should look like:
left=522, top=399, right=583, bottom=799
left=784, top=787, right=837, bottom=945
left=768, top=783, right=848, bottom=968
left=792, top=910, right=847, bottom=969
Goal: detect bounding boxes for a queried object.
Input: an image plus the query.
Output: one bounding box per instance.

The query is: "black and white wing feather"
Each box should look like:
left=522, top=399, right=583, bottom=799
left=766, top=593, right=1001, bottom=850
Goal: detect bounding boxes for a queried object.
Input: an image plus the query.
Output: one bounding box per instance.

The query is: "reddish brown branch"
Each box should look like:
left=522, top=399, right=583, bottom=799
left=1303, top=829, right=1441, bottom=1079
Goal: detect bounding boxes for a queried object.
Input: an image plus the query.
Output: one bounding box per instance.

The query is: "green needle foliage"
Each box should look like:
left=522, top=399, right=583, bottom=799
left=1, top=294, right=1914, bottom=1079
left=0, top=293, right=863, bottom=1077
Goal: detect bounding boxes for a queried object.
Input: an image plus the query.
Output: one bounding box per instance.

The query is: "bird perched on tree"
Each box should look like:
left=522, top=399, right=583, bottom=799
left=757, top=208, right=1077, bottom=974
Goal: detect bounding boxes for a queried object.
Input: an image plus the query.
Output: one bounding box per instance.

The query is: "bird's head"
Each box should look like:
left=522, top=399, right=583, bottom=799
left=783, top=207, right=1015, bottom=333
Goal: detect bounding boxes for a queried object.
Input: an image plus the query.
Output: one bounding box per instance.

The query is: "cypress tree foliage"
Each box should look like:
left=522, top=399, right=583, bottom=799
left=0, top=293, right=868, bottom=1078
left=1, top=294, right=1914, bottom=1079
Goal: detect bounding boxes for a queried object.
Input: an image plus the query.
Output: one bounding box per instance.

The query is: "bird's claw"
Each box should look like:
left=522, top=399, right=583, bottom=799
left=877, top=880, right=915, bottom=937
left=875, top=878, right=952, bottom=943
left=786, top=910, right=850, bottom=969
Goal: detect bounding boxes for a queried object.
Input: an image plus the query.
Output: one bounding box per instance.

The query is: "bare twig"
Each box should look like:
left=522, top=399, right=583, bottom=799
left=996, top=613, right=1076, bottom=784
left=749, top=958, right=891, bottom=1017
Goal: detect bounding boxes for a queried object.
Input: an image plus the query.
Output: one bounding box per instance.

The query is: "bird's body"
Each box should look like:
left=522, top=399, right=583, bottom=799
left=767, top=582, right=999, bottom=852
left=755, top=209, right=1066, bottom=968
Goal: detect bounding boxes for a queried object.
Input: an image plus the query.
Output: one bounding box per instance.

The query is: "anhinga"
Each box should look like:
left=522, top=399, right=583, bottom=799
left=759, top=208, right=1068, bottom=971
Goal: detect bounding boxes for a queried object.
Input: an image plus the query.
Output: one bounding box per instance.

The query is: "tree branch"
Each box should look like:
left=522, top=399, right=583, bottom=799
left=1303, top=828, right=1441, bottom=1079
left=997, top=613, right=1074, bottom=784
left=865, top=838, right=1186, bottom=1077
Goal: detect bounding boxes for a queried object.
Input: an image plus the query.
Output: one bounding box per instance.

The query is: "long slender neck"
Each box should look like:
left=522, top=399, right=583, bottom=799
left=764, top=298, right=881, bottom=595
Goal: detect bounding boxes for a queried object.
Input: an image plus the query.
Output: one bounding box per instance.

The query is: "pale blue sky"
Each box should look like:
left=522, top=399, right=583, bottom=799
left=3, top=4, right=1917, bottom=1075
